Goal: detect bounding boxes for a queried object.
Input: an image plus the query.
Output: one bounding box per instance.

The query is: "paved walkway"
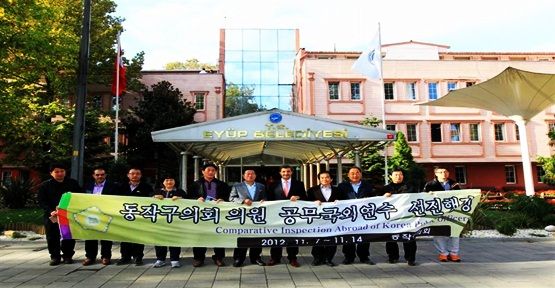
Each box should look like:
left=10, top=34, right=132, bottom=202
left=0, top=238, right=554, bottom=288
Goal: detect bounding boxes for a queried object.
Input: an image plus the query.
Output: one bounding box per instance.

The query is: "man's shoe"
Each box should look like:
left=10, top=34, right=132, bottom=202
left=213, top=258, right=225, bottom=267
left=448, top=254, right=461, bottom=262
left=62, top=257, right=74, bottom=264
left=407, top=261, right=416, bottom=266
left=82, top=258, right=95, bottom=266
left=171, top=261, right=181, bottom=268
left=134, top=258, right=144, bottom=266
left=101, top=258, right=111, bottom=265
left=325, top=260, right=336, bottom=267
left=116, top=258, right=131, bottom=265
left=388, top=258, right=398, bottom=264
left=289, top=259, right=300, bottom=267
left=267, top=259, right=280, bottom=266
left=153, top=260, right=166, bottom=268
left=438, top=254, right=448, bottom=262
left=342, top=258, right=353, bottom=265
left=251, top=258, right=266, bottom=266
left=232, top=259, right=243, bottom=267
left=192, top=259, right=204, bottom=267
left=361, top=259, right=375, bottom=265
left=311, top=259, right=323, bottom=266
left=49, top=258, right=61, bottom=266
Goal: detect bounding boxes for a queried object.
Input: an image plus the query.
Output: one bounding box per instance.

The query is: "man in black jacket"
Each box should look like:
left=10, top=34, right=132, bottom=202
left=37, top=163, right=83, bottom=266
left=188, top=163, right=231, bottom=267
left=115, top=167, right=153, bottom=266
left=337, top=166, right=377, bottom=265
left=82, top=167, right=118, bottom=266
left=266, top=165, right=307, bottom=267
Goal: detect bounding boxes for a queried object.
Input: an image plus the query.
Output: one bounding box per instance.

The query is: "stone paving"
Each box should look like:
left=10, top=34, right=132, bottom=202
left=0, top=238, right=554, bottom=288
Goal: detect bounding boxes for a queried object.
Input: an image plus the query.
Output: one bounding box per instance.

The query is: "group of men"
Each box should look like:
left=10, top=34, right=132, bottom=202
left=38, top=163, right=462, bottom=268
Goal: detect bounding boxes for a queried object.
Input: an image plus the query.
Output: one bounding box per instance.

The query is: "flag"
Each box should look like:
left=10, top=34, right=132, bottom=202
left=351, top=32, right=381, bottom=80
left=111, top=35, right=126, bottom=96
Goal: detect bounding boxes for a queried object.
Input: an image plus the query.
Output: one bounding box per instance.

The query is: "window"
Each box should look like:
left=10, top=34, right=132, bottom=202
left=515, top=124, right=520, bottom=141
left=431, top=123, right=442, bottom=142
left=350, top=82, right=361, bottom=100
left=505, top=165, right=516, bottom=184
left=194, top=92, right=205, bottom=110
left=537, top=165, right=545, bottom=182
left=450, top=123, right=461, bottom=142
left=406, top=82, right=417, bottom=100
left=406, top=124, right=418, bottom=142
left=494, top=123, right=505, bottom=141
left=466, top=81, right=475, bottom=87
left=386, top=124, right=396, bottom=131
left=328, top=82, right=339, bottom=100
left=384, top=82, right=394, bottom=100
left=1, top=171, right=12, bottom=186
left=428, top=82, right=438, bottom=100
left=447, top=82, right=457, bottom=91
left=469, top=123, right=480, bottom=141
left=455, top=166, right=467, bottom=184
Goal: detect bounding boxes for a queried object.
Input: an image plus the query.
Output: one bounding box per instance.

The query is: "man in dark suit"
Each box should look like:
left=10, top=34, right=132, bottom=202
left=267, top=165, right=306, bottom=267
left=229, top=169, right=266, bottom=267
left=82, top=167, right=118, bottom=266
left=307, top=171, right=343, bottom=266
left=188, top=163, right=231, bottom=267
left=115, top=167, right=153, bottom=266
left=337, top=166, right=378, bottom=265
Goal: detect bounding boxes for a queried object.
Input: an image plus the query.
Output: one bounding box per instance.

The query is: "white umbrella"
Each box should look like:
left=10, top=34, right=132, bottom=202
left=421, top=67, right=555, bottom=196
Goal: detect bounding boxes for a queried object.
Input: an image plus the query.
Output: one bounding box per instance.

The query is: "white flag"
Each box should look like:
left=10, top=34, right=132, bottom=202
left=351, top=33, right=381, bottom=80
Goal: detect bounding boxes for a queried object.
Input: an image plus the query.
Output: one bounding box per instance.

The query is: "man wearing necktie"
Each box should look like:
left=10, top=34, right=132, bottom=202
left=267, top=165, right=307, bottom=267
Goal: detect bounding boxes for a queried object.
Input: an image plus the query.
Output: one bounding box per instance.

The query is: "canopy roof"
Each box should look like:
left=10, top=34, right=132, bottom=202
left=420, top=67, right=555, bottom=121
left=151, top=109, right=395, bottom=165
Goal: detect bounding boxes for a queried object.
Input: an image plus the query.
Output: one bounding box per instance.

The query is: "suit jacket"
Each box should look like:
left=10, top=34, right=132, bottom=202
left=423, top=178, right=461, bottom=192
left=188, top=178, right=231, bottom=201
left=118, top=181, right=153, bottom=197
left=84, top=180, right=118, bottom=196
left=230, top=181, right=266, bottom=203
left=267, top=178, right=307, bottom=201
left=306, top=185, right=343, bottom=202
left=37, top=177, right=83, bottom=217
left=337, top=180, right=376, bottom=199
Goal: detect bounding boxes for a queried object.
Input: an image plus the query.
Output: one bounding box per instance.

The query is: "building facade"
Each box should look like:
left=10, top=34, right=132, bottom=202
left=293, top=41, right=555, bottom=191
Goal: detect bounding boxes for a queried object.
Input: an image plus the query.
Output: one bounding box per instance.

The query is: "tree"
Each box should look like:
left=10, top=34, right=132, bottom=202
left=388, top=131, right=426, bottom=191
left=351, top=117, right=387, bottom=185
left=536, top=130, right=555, bottom=185
left=224, top=83, right=265, bottom=117
left=121, top=81, right=196, bottom=178
left=165, top=58, right=217, bottom=71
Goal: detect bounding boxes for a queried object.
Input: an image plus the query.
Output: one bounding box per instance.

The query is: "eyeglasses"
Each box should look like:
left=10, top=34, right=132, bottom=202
left=94, top=174, right=106, bottom=176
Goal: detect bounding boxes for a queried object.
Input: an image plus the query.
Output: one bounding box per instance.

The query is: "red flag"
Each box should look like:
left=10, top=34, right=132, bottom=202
left=111, top=42, right=126, bottom=96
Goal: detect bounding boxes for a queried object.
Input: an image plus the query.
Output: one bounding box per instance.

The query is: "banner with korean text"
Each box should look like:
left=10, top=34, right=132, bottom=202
left=57, top=189, right=480, bottom=248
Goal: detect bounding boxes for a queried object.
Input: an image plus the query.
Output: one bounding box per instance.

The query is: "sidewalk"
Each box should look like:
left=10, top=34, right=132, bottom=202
left=0, top=238, right=553, bottom=288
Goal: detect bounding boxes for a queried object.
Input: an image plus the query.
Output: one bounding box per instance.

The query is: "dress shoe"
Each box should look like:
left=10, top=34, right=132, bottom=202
left=267, top=259, right=280, bottom=266
left=232, top=259, right=243, bottom=267
left=82, top=258, right=95, bottom=266
left=407, top=261, right=416, bottom=266
left=49, top=258, right=61, bottom=266
left=116, top=258, right=131, bottom=265
left=213, top=258, right=225, bottom=267
left=388, top=258, right=398, bottom=264
left=192, top=259, right=204, bottom=267
left=342, top=259, right=354, bottom=265
left=360, top=259, right=375, bottom=265
left=62, top=257, right=74, bottom=264
left=134, top=258, right=144, bottom=266
left=101, top=258, right=111, bottom=265
left=325, top=260, right=336, bottom=267
left=289, top=259, right=300, bottom=267
left=311, top=259, right=323, bottom=266
left=251, top=258, right=266, bottom=266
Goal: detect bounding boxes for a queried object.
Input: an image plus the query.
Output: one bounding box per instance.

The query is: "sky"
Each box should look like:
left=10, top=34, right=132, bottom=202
left=114, top=0, right=555, bottom=70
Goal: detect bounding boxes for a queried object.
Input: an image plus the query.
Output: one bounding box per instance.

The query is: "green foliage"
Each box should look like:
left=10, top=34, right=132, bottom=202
left=0, top=208, right=43, bottom=227
left=464, top=203, right=496, bottom=231
left=0, top=177, right=37, bottom=209
left=508, top=195, right=554, bottom=227
left=542, top=214, right=555, bottom=225
left=388, top=131, right=425, bottom=190
left=536, top=155, right=555, bottom=185
left=350, top=117, right=386, bottom=184
left=121, top=81, right=196, bottom=176
left=224, top=84, right=265, bottom=117
left=165, top=58, right=217, bottom=71
left=495, top=219, right=517, bottom=236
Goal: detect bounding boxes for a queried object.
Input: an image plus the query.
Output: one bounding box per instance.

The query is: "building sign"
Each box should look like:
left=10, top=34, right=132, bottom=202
left=202, top=123, right=349, bottom=140
left=57, top=190, right=480, bottom=248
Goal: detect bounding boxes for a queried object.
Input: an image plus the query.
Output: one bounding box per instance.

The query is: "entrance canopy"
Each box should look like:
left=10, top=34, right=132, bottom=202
left=151, top=109, right=395, bottom=165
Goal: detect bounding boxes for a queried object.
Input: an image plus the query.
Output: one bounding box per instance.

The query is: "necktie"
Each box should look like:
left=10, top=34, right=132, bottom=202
left=283, top=180, right=289, bottom=197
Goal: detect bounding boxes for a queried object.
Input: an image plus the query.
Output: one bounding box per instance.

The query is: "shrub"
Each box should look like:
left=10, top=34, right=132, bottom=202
left=0, top=178, right=37, bottom=209
left=508, top=195, right=554, bottom=225
left=495, top=219, right=517, bottom=236
left=542, top=214, right=555, bottom=226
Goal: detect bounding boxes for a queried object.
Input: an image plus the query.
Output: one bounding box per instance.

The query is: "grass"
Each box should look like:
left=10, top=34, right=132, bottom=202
left=0, top=208, right=43, bottom=227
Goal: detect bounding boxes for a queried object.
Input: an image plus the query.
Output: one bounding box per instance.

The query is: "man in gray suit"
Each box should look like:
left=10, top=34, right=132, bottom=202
left=230, top=169, right=267, bottom=267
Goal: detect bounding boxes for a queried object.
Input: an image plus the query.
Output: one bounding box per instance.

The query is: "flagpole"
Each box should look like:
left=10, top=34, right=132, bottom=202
left=114, top=32, right=121, bottom=161
left=376, top=23, right=390, bottom=185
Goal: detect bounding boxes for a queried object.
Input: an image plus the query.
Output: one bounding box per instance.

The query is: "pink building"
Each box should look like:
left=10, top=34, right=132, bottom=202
left=293, top=41, right=555, bottom=191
